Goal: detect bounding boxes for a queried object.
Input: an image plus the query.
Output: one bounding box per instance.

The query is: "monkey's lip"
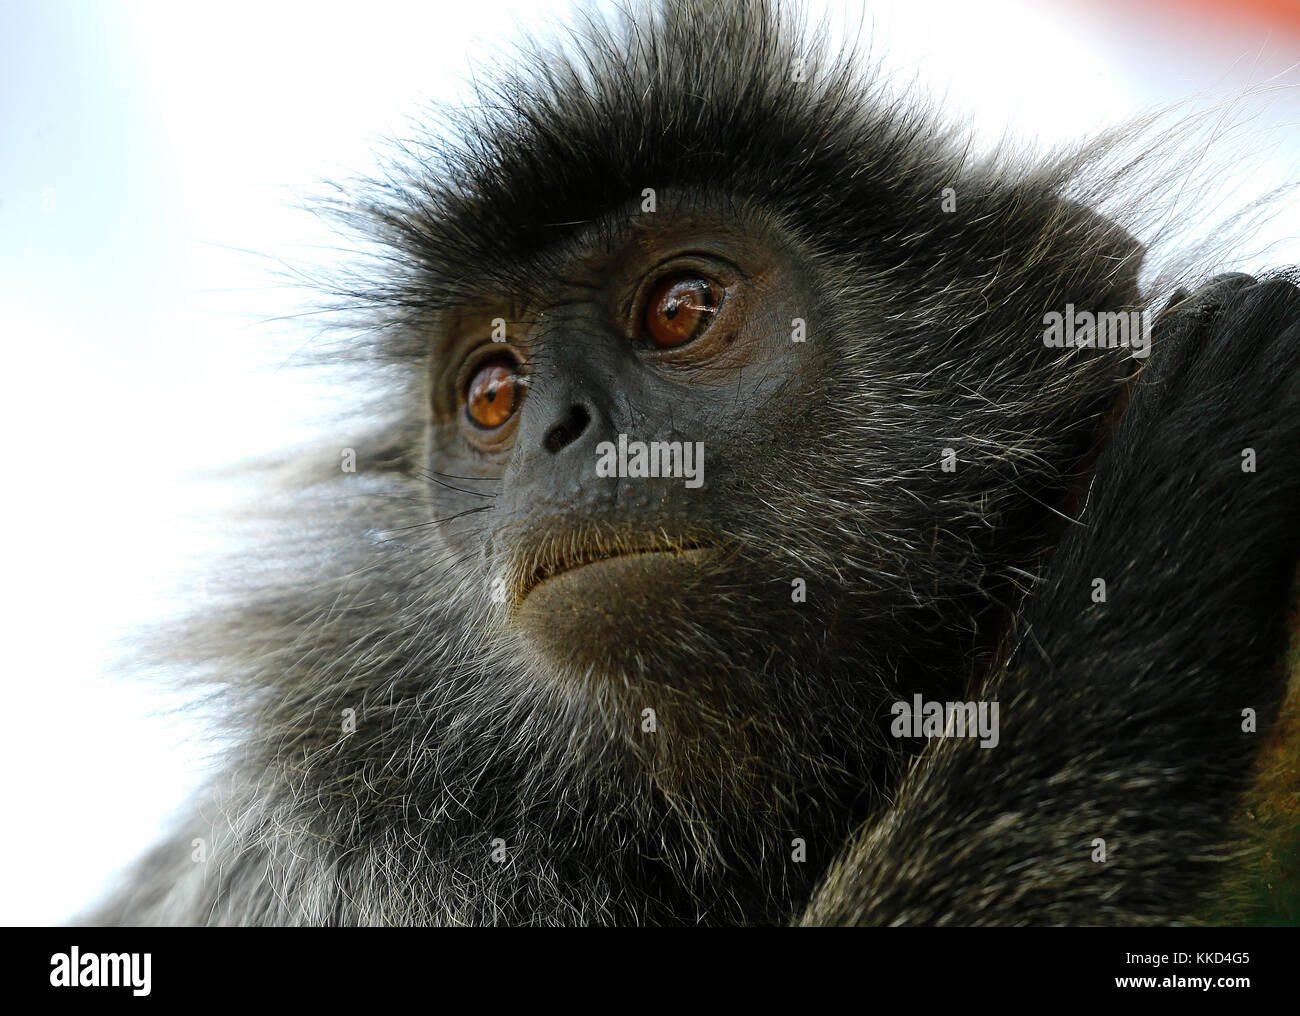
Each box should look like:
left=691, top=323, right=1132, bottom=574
left=517, top=541, right=712, bottom=602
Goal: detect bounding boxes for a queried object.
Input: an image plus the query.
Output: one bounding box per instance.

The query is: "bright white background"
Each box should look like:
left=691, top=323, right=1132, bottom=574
left=1, top=0, right=1297, bottom=925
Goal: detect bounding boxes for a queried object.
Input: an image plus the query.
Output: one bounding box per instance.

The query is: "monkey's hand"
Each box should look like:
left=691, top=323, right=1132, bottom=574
left=801, top=272, right=1300, bottom=925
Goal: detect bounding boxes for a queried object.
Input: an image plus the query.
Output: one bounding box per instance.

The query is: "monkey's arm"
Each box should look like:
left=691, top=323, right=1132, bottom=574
left=801, top=273, right=1300, bottom=926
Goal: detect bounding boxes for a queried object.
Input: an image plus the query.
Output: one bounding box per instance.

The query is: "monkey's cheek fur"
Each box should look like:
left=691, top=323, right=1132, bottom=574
left=513, top=548, right=716, bottom=672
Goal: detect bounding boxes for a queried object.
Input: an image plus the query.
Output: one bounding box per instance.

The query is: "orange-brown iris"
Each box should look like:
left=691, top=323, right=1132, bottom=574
left=645, top=275, right=719, bottom=348
left=465, top=360, right=519, bottom=429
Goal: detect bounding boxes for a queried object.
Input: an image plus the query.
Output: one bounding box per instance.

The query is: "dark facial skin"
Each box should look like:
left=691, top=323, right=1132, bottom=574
left=429, top=200, right=823, bottom=684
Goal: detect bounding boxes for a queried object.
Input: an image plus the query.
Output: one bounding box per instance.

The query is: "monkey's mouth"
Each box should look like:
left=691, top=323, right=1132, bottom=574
left=515, top=538, right=712, bottom=604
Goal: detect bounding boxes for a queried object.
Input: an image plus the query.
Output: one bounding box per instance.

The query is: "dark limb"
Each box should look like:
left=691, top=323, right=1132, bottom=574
left=802, top=273, right=1300, bottom=925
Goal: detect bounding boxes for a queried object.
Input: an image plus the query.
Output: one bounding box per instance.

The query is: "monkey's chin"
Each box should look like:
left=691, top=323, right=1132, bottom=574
left=513, top=548, right=717, bottom=675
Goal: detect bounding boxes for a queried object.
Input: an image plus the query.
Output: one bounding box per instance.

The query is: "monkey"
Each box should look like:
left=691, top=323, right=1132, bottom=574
left=87, top=0, right=1300, bottom=926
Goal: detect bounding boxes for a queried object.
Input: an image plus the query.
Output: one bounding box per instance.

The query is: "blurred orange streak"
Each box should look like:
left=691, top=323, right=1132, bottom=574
left=1131, top=0, right=1300, bottom=38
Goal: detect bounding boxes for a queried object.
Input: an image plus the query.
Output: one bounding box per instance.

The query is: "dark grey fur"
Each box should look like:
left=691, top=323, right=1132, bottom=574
left=90, top=0, right=1300, bottom=926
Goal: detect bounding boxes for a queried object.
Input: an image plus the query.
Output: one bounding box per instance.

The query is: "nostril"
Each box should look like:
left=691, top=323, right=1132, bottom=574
left=543, top=404, right=591, bottom=454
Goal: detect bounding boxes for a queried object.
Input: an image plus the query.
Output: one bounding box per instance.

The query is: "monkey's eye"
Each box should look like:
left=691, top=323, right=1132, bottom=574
left=464, top=359, right=520, bottom=429
left=644, top=275, right=720, bottom=348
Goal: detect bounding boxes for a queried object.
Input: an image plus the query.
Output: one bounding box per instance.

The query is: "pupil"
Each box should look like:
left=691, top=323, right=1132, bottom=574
left=665, top=299, right=678, bottom=319
left=485, top=385, right=497, bottom=402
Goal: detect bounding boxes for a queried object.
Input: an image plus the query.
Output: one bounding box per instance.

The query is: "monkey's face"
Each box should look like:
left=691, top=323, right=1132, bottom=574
left=421, top=186, right=1124, bottom=713
left=428, top=202, right=844, bottom=695
left=406, top=172, right=1137, bottom=821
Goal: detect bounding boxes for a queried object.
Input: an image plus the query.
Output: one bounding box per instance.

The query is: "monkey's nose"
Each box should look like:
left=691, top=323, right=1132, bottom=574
left=543, top=404, right=592, bottom=454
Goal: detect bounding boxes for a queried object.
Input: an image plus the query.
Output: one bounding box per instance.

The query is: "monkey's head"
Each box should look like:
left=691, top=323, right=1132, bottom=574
left=278, top=0, right=1146, bottom=876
